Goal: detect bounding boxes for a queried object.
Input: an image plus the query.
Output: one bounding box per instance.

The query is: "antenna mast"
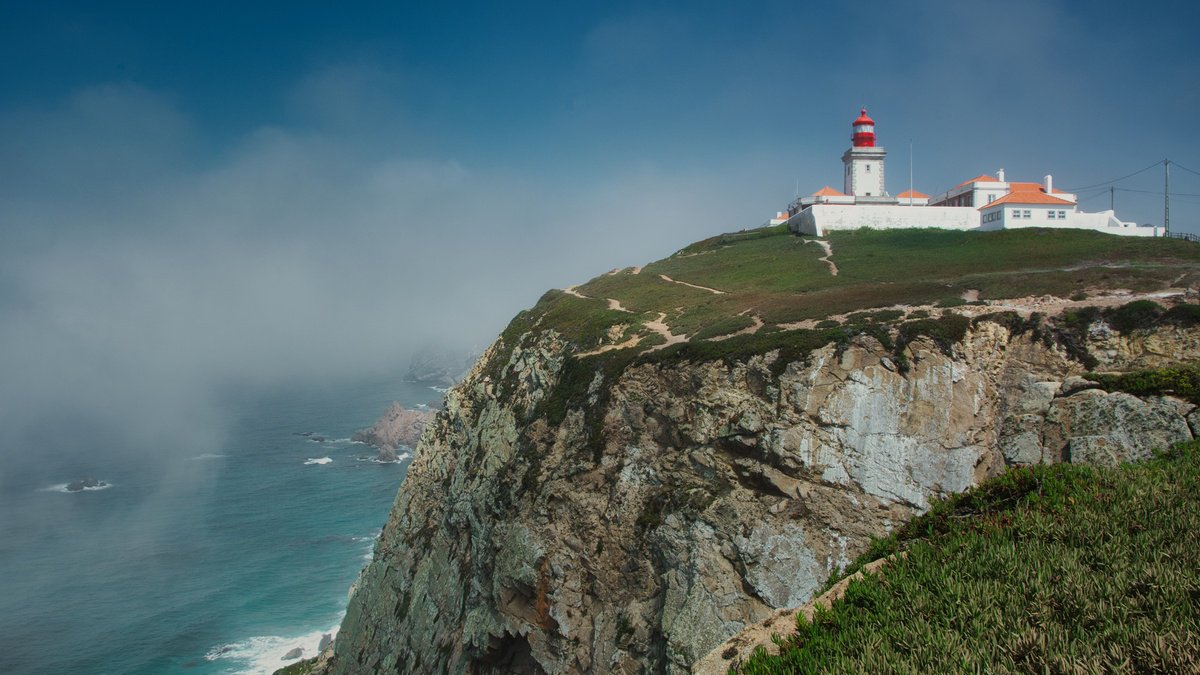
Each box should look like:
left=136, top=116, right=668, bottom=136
left=1164, top=159, right=1170, bottom=236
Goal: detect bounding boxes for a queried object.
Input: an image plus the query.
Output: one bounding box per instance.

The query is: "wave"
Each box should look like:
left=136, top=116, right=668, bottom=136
left=354, top=451, right=411, bottom=465
left=352, top=531, right=381, bottom=562
left=304, top=457, right=333, bottom=465
left=204, top=622, right=340, bottom=674
left=188, top=453, right=229, bottom=461
left=428, top=385, right=450, bottom=393
left=40, top=481, right=113, bottom=493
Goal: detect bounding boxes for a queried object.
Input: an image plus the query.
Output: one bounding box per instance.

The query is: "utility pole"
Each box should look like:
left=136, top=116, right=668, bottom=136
left=908, top=138, right=913, bottom=206
left=1164, top=159, right=1170, bottom=236
left=1110, top=186, right=1114, bottom=211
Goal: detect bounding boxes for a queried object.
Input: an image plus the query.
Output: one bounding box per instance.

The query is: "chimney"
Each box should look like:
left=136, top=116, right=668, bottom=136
left=1044, top=174, right=1053, bottom=194
left=997, top=168, right=1005, bottom=182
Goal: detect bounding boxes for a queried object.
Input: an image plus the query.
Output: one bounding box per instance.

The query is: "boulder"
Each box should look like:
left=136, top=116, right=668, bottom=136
left=319, top=634, right=332, bottom=652
left=66, top=477, right=101, bottom=492
left=352, top=403, right=433, bottom=450
left=282, top=647, right=303, bottom=660
left=1058, top=375, right=1100, bottom=397
left=376, top=445, right=398, bottom=463
left=1044, top=391, right=1192, bottom=466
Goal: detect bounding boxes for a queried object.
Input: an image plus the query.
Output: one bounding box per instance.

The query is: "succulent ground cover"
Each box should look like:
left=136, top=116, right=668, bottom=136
left=737, top=441, right=1200, bottom=674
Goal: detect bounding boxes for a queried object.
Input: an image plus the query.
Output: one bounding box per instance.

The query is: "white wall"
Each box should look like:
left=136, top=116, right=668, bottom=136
left=792, top=205, right=979, bottom=237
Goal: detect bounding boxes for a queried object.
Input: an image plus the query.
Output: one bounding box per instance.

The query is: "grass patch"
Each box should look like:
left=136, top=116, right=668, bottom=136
left=740, top=441, right=1200, bottom=674
left=1089, top=365, right=1200, bottom=405
left=692, top=314, right=757, bottom=341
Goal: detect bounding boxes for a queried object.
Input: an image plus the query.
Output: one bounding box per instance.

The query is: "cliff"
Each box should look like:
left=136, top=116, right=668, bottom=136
left=312, top=228, right=1200, bottom=674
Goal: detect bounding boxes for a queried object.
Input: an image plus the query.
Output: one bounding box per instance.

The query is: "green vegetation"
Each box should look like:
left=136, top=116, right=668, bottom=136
left=543, top=227, right=1198, bottom=361
left=690, top=314, right=757, bottom=341
left=739, top=441, right=1200, bottom=674
left=1090, top=365, right=1200, bottom=405
left=274, top=658, right=317, bottom=675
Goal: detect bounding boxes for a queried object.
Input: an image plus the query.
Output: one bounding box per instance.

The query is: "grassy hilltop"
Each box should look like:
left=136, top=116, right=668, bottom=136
left=507, top=226, right=1200, bottom=358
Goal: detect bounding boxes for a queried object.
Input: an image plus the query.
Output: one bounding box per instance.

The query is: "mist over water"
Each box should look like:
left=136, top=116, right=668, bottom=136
left=0, top=371, right=432, bottom=674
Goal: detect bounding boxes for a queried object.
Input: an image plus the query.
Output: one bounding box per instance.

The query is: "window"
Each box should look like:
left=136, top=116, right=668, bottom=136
left=1022, top=210, right=1031, bottom=219
left=866, top=165, right=871, bottom=173
left=1048, top=210, right=1057, bottom=219
left=1058, top=210, right=1067, bottom=219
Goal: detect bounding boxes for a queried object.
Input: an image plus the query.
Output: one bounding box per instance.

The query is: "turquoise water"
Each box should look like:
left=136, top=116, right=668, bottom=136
left=0, top=373, right=435, bottom=674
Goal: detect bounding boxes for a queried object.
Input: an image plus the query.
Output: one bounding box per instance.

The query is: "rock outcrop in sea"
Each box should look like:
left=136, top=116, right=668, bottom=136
left=351, top=403, right=434, bottom=461
left=316, top=311, right=1198, bottom=673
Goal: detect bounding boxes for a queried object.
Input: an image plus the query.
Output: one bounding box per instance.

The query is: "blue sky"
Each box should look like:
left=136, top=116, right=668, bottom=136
left=1, top=1, right=1198, bottom=476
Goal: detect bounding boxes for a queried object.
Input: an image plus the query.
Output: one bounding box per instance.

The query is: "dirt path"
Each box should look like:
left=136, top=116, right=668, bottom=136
left=577, top=334, right=643, bottom=357
left=709, top=314, right=764, bottom=341
left=659, top=274, right=726, bottom=295
left=562, top=286, right=589, bottom=299
left=607, top=298, right=632, bottom=313
left=644, top=313, right=688, bottom=352
left=806, top=239, right=838, bottom=276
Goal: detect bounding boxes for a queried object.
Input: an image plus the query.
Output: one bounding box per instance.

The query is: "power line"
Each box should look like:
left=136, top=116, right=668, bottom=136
left=1171, top=159, right=1200, bottom=176
left=1062, top=160, right=1164, bottom=191
left=1114, top=187, right=1200, bottom=198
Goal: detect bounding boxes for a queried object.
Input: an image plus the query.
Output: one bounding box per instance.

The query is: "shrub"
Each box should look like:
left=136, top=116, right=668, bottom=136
left=1162, top=303, right=1200, bottom=327
left=1090, top=366, right=1200, bottom=405
left=1105, top=299, right=1165, bottom=333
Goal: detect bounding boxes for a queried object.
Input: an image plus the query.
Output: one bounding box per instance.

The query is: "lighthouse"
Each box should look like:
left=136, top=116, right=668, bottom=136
left=842, top=107, right=887, bottom=198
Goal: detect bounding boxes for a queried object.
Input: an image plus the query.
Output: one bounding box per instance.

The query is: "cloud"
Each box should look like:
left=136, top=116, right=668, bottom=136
left=0, top=77, right=772, bottom=483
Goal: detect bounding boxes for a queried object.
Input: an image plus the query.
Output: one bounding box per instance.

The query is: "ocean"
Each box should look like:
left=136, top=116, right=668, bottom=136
left=0, top=372, right=436, bottom=674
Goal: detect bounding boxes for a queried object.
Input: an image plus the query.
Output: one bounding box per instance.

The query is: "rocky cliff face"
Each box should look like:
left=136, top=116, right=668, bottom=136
left=322, top=317, right=1198, bottom=674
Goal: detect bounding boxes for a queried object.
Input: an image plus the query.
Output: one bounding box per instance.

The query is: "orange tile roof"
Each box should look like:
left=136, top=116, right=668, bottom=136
left=998, top=181, right=1070, bottom=195
left=896, top=189, right=929, bottom=198
left=979, top=190, right=1075, bottom=210
left=955, top=174, right=997, bottom=188
left=811, top=186, right=846, bottom=197
left=1008, top=181, right=1045, bottom=192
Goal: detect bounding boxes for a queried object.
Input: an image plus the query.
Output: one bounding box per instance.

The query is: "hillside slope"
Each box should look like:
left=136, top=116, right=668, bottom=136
left=715, top=440, right=1200, bottom=673
left=310, top=228, right=1200, bottom=674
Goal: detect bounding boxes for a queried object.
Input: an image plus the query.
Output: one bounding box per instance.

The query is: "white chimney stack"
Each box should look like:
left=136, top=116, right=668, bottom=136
left=997, top=168, right=1005, bottom=182
left=1044, top=174, right=1053, bottom=194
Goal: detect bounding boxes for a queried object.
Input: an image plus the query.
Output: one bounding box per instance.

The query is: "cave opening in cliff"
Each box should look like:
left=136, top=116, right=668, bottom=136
left=475, top=631, right=546, bottom=675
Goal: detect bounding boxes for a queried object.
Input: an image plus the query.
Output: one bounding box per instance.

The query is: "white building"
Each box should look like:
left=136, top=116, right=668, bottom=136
left=785, top=109, right=1161, bottom=238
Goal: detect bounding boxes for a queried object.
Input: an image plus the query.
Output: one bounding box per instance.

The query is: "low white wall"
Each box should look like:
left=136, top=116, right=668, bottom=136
left=1006, top=210, right=1159, bottom=237
left=791, top=204, right=979, bottom=237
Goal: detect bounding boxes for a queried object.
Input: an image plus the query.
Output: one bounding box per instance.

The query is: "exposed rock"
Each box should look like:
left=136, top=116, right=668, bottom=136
left=318, top=634, right=332, bottom=652
left=282, top=647, right=303, bottom=660
left=352, top=402, right=433, bottom=452
left=1190, top=408, right=1200, bottom=438
left=1043, top=391, right=1193, bottom=466
left=376, top=445, right=398, bottom=462
left=66, top=477, right=103, bottom=492
left=1059, top=375, right=1099, bottom=396
left=318, top=320, right=1200, bottom=674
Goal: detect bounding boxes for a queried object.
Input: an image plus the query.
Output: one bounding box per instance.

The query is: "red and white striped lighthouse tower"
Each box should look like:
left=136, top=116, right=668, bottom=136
left=851, top=107, right=876, bottom=147
left=843, top=107, right=887, bottom=197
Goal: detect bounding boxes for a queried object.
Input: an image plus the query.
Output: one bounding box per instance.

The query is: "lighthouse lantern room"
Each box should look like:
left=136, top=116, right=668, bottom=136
left=842, top=107, right=887, bottom=198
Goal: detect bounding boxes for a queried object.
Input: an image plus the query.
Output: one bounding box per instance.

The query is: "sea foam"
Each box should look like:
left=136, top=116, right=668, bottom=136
left=304, top=457, right=333, bottom=465
left=204, top=622, right=340, bottom=675
left=40, top=482, right=113, bottom=493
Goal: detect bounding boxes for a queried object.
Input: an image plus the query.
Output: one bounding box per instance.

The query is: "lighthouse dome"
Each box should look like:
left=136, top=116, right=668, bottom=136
left=852, top=108, right=875, bottom=127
